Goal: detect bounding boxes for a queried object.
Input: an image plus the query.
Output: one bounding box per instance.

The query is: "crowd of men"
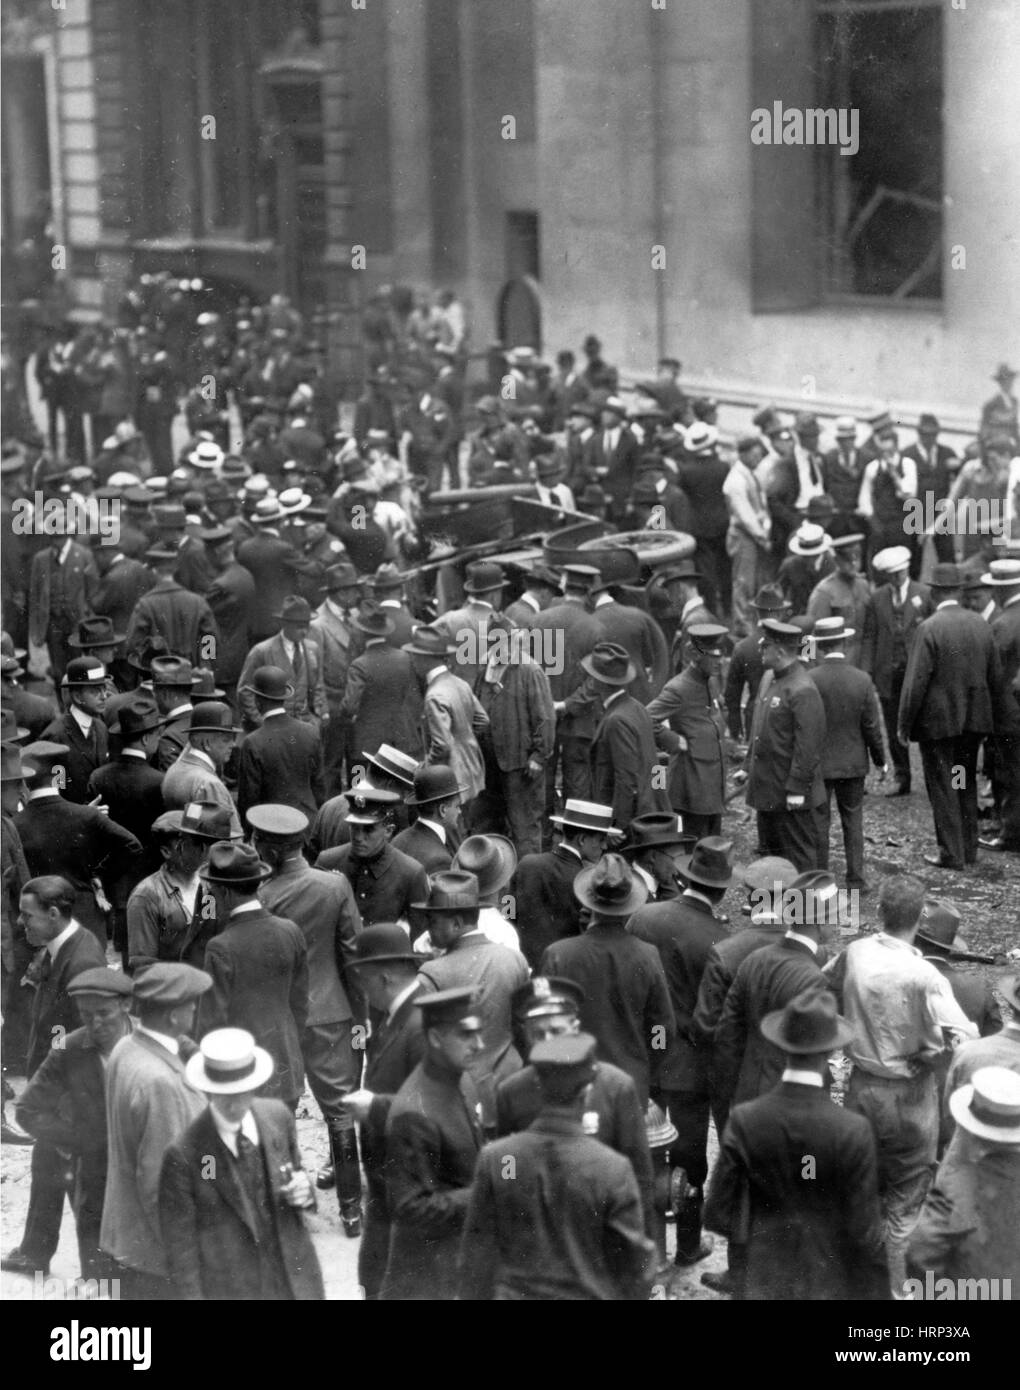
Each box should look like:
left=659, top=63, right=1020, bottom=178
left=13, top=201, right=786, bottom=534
left=0, top=277, right=1018, bottom=1301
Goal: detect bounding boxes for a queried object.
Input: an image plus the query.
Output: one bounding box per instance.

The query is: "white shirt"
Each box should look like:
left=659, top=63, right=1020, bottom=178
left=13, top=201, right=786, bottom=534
left=28, top=787, right=60, bottom=802
left=230, top=901, right=262, bottom=918
left=477, top=905, right=521, bottom=952
left=426, top=666, right=447, bottom=686
left=70, top=704, right=94, bottom=738
left=263, top=706, right=286, bottom=719
left=281, top=636, right=296, bottom=665
left=57, top=538, right=73, bottom=565
left=387, top=977, right=421, bottom=1024
left=137, top=1024, right=180, bottom=1056
left=785, top=930, right=818, bottom=955
left=166, top=702, right=192, bottom=720
left=47, top=920, right=80, bottom=959
left=936, top=599, right=959, bottom=612
left=121, top=748, right=146, bottom=760
left=603, top=688, right=626, bottom=709
left=186, top=746, right=216, bottom=770
left=781, top=1067, right=824, bottom=1087
left=594, top=593, right=614, bottom=609
left=416, top=817, right=446, bottom=844
left=633, top=863, right=658, bottom=896
left=211, top=1106, right=260, bottom=1158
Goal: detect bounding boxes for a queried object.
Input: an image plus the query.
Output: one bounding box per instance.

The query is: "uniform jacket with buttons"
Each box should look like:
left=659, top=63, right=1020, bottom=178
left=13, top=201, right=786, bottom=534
left=315, top=841, right=427, bottom=928
left=646, top=665, right=727, bottom=814
left=746, top=664, right=827, bottom=811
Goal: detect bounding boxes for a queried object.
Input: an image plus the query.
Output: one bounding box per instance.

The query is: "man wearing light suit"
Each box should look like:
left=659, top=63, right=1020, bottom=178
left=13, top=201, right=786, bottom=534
left=236, top=595, right=329, bottom=731
left=403, top=624, right=489, bottom=818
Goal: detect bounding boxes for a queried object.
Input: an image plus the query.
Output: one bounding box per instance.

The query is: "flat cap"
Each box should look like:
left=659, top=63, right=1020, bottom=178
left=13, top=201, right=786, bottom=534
left=68, top=967, right=133, bottom=998
left=132, top=962, right=212, bottom=1005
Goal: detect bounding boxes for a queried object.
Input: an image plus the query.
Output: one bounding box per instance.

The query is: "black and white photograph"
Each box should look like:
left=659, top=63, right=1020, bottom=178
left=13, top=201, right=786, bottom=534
left=1, top=0, right=1018, bottom=1345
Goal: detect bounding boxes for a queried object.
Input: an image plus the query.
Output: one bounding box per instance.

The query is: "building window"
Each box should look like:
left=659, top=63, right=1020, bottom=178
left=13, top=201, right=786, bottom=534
left=506, top=211, right=541, bottom=281
left=817, top=1, right=943, bottom=301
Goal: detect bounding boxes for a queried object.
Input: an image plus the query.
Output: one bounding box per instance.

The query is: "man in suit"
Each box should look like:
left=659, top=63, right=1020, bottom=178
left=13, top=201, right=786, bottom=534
left=2, top=656, right=58, bottom=740
left=0, top=876, right=107, bottom=1279
left=582, top=395, right=640, bottom=523
left=860, top=545, right=932, bottom=796
left=628, top=837, right=733, bottom=1265
left=159, top=1028, right=324, bottom=1299
left=979, top=362, right=1019, bottom=447
left=586, top=642, right=672, bottom=828
left=532, top=563, right=603, bottom=808
left=714, top=873, right=836, bottom=1119
left=981, top=559, right=1020, bottom=853
left=201, top=526, right=255, bottom=706
left=897, top=564, right=1002, bottom=869
left=15, top=967, right=133, bottom=1280
left=502, top=563, right=563, bottom=630
left=705, top=989, right=888, bottom=1300
left=380, top=986, right=484, bottom=1300
left=369, top=563, right=417, bottom=649
left=739, top=618, right=827, bottom=871
left=236, top=666, right=325, bottom=823
left=541, top=854, right=674, bottom=1107
left=404, top=624, right=489, bottom=815
left=199, top=842, right=309, bottom=1110
left=15, top=741, right=141, bottom=946
left=40, top=656, right=109, bottom=805
left=341, top=925, right=427, bottom=1299
left=902, top=414, right=959, bottom=568
left=433, top=560, right=507, bottom=691
left=646, top=623, right=729, bottom=841
left=591, top=576, right=669, bottom=703
left=512, top=799, right=621, bottom=968
left=809, top=616, right=887, bottom=889
left=822, top=416, right=866, bottom=534
left=237, top=595, right=329, bottom=730
left=309, top=562, right=361, bottom=793
left=316, top=786, right=426, bottom=928
left=459, top=1033, right=657, bottom=1300
left=162, top=700, right=242, bottom=837
left=723, top=435, right=774, bottom=638
left=416, top=872, right=530, bottom=1131
left=805, top=533, right=871, bottom=666
left=391, top=764, right=464, bottom=875
left=87, top=693, right=166, bottom=965
left=777, top=520, right=836, bottom=619
left=655, top=560, right=717, bottom=675
left=942, top=974, right=1020, bottom=1140
left=126, top=803, right=226, bottom=971
left=251, top=804, right=365, bottom=1235
left=0, top=741, right=34, bottom=1091
left=126, top=546, right=219, bottom=668
left=237, top=497, right=320, bottom=642
left=148, top=654, right=196, bottom=772
left=29, top=531, right=99, bottom=683
left=340, top=603, right=419, bottom=767
left=723, top=585, right=790, bottom=741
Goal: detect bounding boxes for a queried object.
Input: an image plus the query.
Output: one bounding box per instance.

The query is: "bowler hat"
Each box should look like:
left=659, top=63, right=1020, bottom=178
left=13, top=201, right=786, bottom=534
left=325, top=562, right=360, bottom=592
left=402, top=625, right=457, bottom=659
left=65, top=657, right=107, bottom=688
left=187, top=701, right=241, bottom=734
left=621, top=813, right=695, bottom=857
left=749, top=584, right=790, bottom=612
left=412, top=871, right=481, bottom=914
left=354, top=604, right=395, bottom=639
left=416, top=987, right=482, bottom=1029
left=580, top=642, right=637, bottom=686
left=245, top=803, right=310, bottom=841
left=274, top=595, right=313, bottom=625
left=362, top=744, right=419, bottom=787
left=948, top=1067, right=1020, bottom=1144
left=812, top=616, right=855, bottom=643
left=675, top=836, right=734, bottom=888
left=179, top=801, right=237, bottom=842
left=69, top=616, right=124, bottom=649
left=656, top=558, right=702, bottom=585
left=109, top=694, right=165, bottom=739
left=67, top=967, right=133, bottom=999
left=241, top=665, right=294, bottom=702
left=186, top=1027, right=274, bottom=1094
left=199, top=841, right=272, bottom=887
left=463, top=561, right=506, bottom=595
left=927, top=563, right=964, bottom=589
left=347, top=922, right=419, bottom=969
left=131, top=962, right=213, bottom=1006
left=760, top=987, right=854, bottom=1054
left=548, top=798, right=623, bottom=837
left=405, top=764, right=466, bottom=806
left=452, top=834, right=518, bottom=897
left=573, top=853, right=647, bottom=916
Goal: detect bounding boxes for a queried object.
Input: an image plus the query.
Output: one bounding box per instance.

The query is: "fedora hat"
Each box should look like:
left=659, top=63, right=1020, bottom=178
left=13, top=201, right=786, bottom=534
left=274, top=595, right=313, bottom=625
left=64, top=656, right=107, bottom=687
left=325, top=562, right=360, bottom=593
left=152, top=503, right=187, bottom=530
left=980, top=559, right=1020, bottom=587
left=760, top=987, right=855, bottom=1054
left=675, top=836, right=734, bottom=888
left=187, top=701, right=241, bottom=734
left=199, top=525, right=234, bottom=547
left=621, top=813, right=695, bottom=857
left=129, top=636, right=171, bottom=675
left=69, top=615, right=124, bottom=649
left=411, top=870, right=481, bottom=914
left=150, top=655, right=195, bottom=688
left=354, top=604, right=395, bottom=639
left=804, top=494, right=836, bottom=522
left=0, top=708, right=30, bottom=743
left=405, top=764, right=466, bottom=806
left=402, top=625, right=457, bottom=659
left=241, top=665, right=294, bottom=702
left=372, top=563, right=411, bottom=592
left=179, top=800, right=238, bottom=842
left=749, top=584, right=790, bottom=613
left=549, top=799, right=623, bottom=837
left=812, top=616, right=856, bottom=643
left=191, top=667, right=226, bottom=699
left=916, top=899, right=970, bottom=956
left=199, top=841, right=272, bottom=887
left=580, top=642, right=636, bottom=686
left=452, top=834, right=518, bottom=897
left=788, top=523, right=832, bottom=556
left=573, top=853, right=647, bottom=917
left=186, top=1028, right=274, bottom=1094
left=992, top=363, right=1017, bottom=383
left=347, top=922, right=419, bottom=969
left=362, top=744, right=419, bottom=787
left=927, top=563, right=964, bottom=589
left=463, top=561, right=506, bottom=595
left=948, top=1067, right=1020, bottom=1144
left=109, top=694, right=165, bottom=739
left=0, top=744, right=34, bottom=782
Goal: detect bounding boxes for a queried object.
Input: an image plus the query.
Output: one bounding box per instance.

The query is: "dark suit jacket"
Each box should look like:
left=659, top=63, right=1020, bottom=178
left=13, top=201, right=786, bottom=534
left=809, top=658, right=886, bottom=780
left=159, top=1098, right=325, bottom=1300
left=627, top=892, right=728, bottom=1093
left=86, top=755, right=165, bottom=903
left=746, top=664, right=827, bottom=811
left=898, top=603, right=1001, bottom=741
left=155, top=709, right=192, bottom=773
left=723, top=632, right=765, bottom=739
left=315, top=841, right=427, bottom=928
left=527, top=599, right=602, bottom=732
left=2, top=684, right=58, bottom=740
left=390, top=820, right=454, bottom=876
left=512, top=844, right=585, bottom=968
left=204, top=561, right=256, bottom=686
left=646, top=666, right=727, bottom=814
left=582, top=428, right=640, bottom=517
left=259, top=856, right=362, bottom=1025
left=591, top=601, right=669, bottom=702
left=92, top=557, right=155, bottom=643
left=859, top=581, right=931, bottom=700
left=590, top=692, right=672, bottom=827
left=704, top=1081, right=889, bottom=1300
left=236, top=533, right=313, bottom=641
left=26, top=926, right=107, bottom=1077
left=126, top=576, right=219, bottom=667
left=40, top=708, right=108, bottom=805
left=541, top=923, right=676, bottom=1106
left=902, top=441, right=957, bottom=503
left=714, top=936, right=831, bottom=1113
left=776, top=552, right=835, bottom=618
left=990, top=600, right=1020, bottom=735
left=201, top=907, right=309, bottom=1104
left=340, top=642, right=420, bottom=760
left=237, top=712, right=325, bottom=823
left=15, top=795, right=141, bottom=904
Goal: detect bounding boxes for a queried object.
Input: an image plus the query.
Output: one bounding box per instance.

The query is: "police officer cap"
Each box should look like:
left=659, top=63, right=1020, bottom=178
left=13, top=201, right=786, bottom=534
left=245, top=804, right=309, bottom=839
left=759, top=619, right=802, bottom=642
left=417, top=987, right=481, bottom=1028
left=68, top=967, right=133, bottom=998
left=530, top=1032, right=597, bottom=1072
left=516, top=975, right=586, bottom=1019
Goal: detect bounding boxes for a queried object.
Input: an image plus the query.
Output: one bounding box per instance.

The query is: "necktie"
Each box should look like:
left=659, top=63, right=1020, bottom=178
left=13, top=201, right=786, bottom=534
left=292, top=642, right=304, bottom=682
left=809, top=453, right=820, bottom=488
left=235, top=1128, right=260, bottom=1197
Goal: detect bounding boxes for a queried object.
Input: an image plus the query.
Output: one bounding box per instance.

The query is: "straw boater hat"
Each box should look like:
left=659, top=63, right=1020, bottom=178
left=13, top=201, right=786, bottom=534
left=186, top=1028, right=274, bottom=1094
left=788, top=523, right=832, bottom=557
left=948, top=1067, right=1020, bottom=1145
left=549, top=799, right=624, bottom=837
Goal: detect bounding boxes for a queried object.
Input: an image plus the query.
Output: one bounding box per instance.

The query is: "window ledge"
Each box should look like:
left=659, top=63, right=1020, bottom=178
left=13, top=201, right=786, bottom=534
left=128, top=236, right=276, bottom=256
